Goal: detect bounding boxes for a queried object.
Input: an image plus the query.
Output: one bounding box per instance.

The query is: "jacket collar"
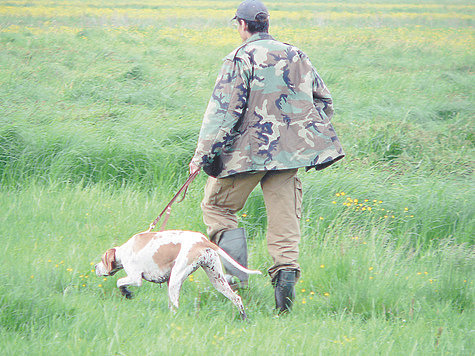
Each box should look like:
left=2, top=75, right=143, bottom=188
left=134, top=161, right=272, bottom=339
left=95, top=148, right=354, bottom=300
left=229, top=32, right=276, bottom=60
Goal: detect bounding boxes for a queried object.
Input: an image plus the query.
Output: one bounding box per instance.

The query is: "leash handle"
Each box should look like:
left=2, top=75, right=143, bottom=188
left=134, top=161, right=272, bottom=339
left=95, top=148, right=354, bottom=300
left=147, top=170, right=200, bottom=232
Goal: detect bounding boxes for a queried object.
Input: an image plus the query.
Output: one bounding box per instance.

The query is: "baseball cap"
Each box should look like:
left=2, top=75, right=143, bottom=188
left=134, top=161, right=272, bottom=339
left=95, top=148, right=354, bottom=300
left=232, top=0, right=269, bottom=21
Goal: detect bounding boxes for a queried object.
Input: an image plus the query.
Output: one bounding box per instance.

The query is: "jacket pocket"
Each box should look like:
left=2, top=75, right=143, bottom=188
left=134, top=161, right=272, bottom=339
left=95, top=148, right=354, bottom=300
left=294, top=176, right=303, bottom=219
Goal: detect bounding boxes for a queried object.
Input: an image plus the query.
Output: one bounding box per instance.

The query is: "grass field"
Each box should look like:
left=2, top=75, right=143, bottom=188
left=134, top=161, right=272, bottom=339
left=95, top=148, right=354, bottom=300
left=0, top=0, right=473, bottom=355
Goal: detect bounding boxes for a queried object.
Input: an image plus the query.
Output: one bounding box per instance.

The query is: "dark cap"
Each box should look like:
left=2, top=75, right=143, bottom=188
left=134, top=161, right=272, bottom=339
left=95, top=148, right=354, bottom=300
left=232, top=0, right=269, bottom=21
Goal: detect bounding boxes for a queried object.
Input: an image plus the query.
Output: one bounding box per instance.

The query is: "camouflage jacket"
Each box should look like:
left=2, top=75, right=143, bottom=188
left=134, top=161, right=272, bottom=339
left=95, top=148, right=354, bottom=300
left=192, top=32, right=344, bottom=178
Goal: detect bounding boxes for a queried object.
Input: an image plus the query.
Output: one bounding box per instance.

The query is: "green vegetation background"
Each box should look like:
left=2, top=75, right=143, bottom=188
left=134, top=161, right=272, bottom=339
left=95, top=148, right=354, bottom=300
left=0, top=0, right=473, bottom=354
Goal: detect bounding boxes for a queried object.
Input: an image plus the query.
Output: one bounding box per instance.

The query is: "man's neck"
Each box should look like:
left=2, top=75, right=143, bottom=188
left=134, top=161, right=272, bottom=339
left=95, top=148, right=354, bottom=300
left=243, top=32, right=271, bottom=43
left=241, top=31, right=252, bottom=42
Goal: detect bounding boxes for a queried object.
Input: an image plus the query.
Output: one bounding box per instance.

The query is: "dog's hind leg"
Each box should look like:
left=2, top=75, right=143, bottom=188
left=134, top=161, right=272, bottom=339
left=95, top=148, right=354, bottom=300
left=202, top=251, right=247, bottom=320
left=168, top=261, right=199, bottom=312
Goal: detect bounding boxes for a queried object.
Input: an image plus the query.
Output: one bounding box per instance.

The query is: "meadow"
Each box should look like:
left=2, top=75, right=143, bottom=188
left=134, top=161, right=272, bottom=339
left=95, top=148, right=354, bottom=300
left=0, top=0, right=473, bottom=354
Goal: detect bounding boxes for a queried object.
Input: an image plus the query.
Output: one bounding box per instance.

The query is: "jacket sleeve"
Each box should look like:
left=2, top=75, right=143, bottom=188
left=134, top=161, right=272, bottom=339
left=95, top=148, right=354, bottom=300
left=312, top=67, right=334, bottom=122
left=191, top=54, right=251, bottom=171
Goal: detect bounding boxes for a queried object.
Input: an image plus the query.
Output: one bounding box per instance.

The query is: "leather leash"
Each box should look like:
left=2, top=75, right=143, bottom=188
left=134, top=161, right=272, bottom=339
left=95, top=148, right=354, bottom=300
left=147, top=170, right=200, bottom=232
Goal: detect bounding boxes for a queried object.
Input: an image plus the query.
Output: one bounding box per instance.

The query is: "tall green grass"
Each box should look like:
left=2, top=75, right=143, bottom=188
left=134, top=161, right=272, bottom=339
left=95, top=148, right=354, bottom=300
left=0, top=185, right=473, bottom=354
left=0, top=0, right=473, bottom=354
left=1, top=8, right=473, bottom=188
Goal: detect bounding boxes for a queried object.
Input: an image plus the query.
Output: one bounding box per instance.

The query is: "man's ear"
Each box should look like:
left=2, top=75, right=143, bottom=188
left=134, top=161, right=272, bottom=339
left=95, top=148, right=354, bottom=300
left=102, top=248, right=116, bottom=274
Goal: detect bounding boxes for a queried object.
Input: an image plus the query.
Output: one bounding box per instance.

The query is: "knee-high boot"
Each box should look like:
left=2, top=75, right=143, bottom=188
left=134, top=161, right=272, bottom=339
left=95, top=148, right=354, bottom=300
left=273, top=269, right=297, bottom=313
left=218, top=227, right=248, bottom=289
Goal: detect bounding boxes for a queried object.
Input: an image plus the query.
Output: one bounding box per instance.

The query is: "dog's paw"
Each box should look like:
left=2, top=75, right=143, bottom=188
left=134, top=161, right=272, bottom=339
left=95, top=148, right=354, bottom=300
left=119, top=286, right=134, bottom=299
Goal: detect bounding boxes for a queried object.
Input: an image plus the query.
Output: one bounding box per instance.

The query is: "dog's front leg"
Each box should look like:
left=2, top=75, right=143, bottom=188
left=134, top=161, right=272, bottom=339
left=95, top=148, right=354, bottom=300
left=119, top=286, right=133, bottom=299
left=117, top=274, right=142, bottom=299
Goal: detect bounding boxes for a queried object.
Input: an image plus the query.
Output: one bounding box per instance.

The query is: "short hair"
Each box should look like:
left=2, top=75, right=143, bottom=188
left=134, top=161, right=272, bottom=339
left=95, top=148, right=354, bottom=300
left=238, top=13, right=269, bottom=34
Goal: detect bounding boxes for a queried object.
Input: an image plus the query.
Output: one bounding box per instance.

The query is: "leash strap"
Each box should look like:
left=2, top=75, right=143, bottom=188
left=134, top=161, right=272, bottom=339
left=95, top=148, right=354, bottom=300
left=147, top=170, right=200, bottom=232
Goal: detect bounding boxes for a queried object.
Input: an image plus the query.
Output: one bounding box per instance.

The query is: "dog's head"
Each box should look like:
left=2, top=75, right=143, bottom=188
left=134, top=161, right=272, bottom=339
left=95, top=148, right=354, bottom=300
left=95, top=248, right=122, bottom=276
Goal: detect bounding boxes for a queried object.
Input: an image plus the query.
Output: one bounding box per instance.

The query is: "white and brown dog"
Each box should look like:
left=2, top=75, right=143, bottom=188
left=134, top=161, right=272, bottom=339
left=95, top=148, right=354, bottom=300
left=95, top=230, right=261, bottom=319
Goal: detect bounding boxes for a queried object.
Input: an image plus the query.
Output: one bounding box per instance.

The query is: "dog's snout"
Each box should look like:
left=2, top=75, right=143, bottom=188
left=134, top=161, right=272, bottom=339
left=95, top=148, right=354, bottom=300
left=94, top=263, right=103, bottom=276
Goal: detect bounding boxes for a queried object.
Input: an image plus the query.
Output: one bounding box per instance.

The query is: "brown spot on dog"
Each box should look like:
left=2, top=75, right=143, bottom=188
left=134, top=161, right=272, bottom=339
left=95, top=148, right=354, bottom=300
left=133, top=233, right=157, bottom=253
left=186, top=238, right=218, bottom=265
left=153, top=243, right=182, bottom=271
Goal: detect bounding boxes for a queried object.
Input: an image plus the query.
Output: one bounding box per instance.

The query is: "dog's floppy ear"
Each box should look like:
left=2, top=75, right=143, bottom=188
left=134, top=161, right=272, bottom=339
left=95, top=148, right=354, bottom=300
left=102, top=248, right=117, bottom=274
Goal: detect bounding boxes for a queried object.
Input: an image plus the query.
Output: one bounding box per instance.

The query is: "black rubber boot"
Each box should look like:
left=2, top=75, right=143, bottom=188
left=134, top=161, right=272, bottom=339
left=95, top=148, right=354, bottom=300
left=218, top=228, right=248, bottom=290
left=273, top=269, right=297, bottom=313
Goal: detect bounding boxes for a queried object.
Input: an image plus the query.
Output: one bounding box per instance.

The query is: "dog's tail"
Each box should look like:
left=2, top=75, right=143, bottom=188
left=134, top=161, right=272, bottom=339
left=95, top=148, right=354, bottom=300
left=216, top=248, right=262, bottom=275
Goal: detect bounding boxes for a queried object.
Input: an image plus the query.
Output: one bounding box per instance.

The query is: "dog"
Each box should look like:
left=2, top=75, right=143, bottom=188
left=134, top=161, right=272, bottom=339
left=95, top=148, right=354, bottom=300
left=95, top=230, right=261, bottom=319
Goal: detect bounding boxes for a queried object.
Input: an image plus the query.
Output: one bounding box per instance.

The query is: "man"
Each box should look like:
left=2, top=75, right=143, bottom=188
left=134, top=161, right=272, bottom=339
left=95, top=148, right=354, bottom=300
left=189, top=0, right=344, bottom=313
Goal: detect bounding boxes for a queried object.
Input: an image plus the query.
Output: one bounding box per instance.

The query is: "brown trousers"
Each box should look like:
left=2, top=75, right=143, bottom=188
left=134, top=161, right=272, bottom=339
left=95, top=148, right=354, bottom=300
left=201, top=169, right=302, bottom=280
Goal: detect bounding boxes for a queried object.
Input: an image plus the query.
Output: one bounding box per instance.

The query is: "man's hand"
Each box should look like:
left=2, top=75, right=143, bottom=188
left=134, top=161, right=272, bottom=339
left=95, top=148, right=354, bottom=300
left=189, top=161, right=201, bottom=175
